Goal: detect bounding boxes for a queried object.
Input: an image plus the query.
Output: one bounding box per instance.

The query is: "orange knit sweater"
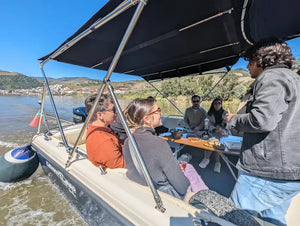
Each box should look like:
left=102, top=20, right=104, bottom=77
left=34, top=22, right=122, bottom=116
left=86, top=125, right=125, bottom=170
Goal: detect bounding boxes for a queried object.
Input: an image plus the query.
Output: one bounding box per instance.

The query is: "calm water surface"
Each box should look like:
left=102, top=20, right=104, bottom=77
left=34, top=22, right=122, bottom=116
left=0, top=95, right=88, bottom=225
left=0, top=95, right=192, bottom=225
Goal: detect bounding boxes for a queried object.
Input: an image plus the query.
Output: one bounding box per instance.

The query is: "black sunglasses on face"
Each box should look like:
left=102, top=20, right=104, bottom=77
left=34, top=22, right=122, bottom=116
left=192, top=100, right=200, bottom=103
left=104, top=106, right=116, bottom=113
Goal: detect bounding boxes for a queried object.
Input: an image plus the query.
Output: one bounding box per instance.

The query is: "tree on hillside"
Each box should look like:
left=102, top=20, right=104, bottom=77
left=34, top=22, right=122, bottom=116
left=161, top=73, right=250, bottom=100
left=195, top=75, right=214, bottom=98
left=0, top=74, right=42, bottom=89
left=161, top=75, right=214, bottom=97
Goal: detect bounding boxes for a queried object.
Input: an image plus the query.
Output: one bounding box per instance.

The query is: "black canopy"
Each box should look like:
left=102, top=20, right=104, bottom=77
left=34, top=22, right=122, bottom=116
left=40, top=0, right=300, bottom=81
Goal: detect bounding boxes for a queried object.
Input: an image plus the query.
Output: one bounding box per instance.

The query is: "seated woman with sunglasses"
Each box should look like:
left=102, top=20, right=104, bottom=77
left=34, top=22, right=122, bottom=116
left=123, top=98, right=208, bottom=199
left=199, top=98, right=230, bottom=173
left=85, top=94, right=125, bottom=170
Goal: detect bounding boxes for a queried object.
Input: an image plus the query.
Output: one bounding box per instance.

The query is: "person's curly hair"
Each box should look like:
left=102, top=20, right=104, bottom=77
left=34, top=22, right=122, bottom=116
left=244, top=40, right=295, bottom=69
left=85, top=93, right=112, bottom=121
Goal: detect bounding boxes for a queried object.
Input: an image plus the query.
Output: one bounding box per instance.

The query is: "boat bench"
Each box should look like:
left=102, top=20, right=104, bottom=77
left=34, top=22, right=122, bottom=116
left=53, top=129, right=87, bottom=153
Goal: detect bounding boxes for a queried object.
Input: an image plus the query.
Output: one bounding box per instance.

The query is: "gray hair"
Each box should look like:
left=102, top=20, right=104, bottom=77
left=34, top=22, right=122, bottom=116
left=85, top=94, right=113, bottom=121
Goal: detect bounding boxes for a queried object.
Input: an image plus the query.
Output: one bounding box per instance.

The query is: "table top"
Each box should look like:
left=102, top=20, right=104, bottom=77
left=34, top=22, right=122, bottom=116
left=160, top=133, right=241, bottom=156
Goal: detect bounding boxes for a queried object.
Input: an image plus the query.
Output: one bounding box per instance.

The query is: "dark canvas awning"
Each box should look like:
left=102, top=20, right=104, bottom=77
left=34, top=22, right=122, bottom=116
left=40, top=0, right=300, bottom=81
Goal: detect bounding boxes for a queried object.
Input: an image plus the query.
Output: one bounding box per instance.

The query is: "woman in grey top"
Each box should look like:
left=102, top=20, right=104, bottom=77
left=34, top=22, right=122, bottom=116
left=123, top=97, right=190, bottom=199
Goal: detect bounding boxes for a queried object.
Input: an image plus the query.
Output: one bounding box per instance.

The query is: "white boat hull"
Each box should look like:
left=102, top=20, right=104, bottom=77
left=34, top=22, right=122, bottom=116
left=31, top=125, right=216, bottom=226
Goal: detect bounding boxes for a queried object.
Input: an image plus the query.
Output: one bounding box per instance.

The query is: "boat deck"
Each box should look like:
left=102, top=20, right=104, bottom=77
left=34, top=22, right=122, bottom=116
left=41, top=123, right=298, bottom=225
left=180, top=145, right=300, bottom=226
left=178, top=145, right=238, bottom=198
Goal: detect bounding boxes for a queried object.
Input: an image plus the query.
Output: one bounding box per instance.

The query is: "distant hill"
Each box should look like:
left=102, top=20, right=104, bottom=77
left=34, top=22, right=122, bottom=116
left=229, top=68, right=249, bottom=77
left=0, top=70, right=42, bottom=90
left=33, top=76, right=100, bottom=84
left=1, top=60, right=298, bottom=91
left=0, top=70, right=21, bottom=76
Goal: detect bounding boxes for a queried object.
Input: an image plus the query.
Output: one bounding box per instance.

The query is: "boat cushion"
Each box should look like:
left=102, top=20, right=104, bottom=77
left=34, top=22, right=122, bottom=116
left=54, top=129, right=87, bottom=146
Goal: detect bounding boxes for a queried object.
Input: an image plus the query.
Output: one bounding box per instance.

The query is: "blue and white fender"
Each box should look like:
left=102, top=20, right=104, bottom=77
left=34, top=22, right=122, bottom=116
left=0, top=145, right=39, bottom=182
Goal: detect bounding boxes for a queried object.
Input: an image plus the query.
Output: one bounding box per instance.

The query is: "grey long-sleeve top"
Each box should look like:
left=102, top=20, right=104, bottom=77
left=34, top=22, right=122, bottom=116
left=124, top=126, right=190, bottom=197
left=184, top=106, right=207, bottom=130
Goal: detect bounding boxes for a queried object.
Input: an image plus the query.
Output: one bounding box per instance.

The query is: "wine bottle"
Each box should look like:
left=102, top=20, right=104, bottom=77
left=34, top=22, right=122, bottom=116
left=201, top=118, right=211, bottom=140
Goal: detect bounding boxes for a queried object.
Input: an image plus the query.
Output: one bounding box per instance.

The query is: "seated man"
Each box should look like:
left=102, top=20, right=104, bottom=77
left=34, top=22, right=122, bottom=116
left=85, top=94, right=125, bottom=170
left=184, top=95, right=207, bottom=131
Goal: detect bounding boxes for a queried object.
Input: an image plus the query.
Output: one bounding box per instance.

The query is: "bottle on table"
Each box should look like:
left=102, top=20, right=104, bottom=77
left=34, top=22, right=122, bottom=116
left=201, top=118, right=211, bottom=140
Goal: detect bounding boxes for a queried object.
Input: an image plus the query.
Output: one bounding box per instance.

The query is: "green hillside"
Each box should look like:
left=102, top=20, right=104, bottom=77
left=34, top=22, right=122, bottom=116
left=0, top=71, right=42, bottom=89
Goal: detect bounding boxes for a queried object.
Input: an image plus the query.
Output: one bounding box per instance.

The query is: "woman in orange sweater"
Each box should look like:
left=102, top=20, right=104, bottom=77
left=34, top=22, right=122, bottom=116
left=85, top=94, right=125, bottom=170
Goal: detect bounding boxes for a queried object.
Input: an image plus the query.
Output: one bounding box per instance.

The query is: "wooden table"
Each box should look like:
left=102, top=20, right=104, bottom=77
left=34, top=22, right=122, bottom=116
left=160, top=135, right=241, bottom=180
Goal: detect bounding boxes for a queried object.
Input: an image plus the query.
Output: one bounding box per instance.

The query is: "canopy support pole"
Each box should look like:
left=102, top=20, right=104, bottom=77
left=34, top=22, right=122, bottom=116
left=67, top=0, right=143, bottom=164
left=39, top=63, right=70, bottom=150
left=147, top=80, right=184, bottom=115
left=200, top=66, right=231, bottom=103
left=39, top=0, right=137, bottom=66
left=37, top=84, right=46, bottom=134
left=107, top=81, right=166, bottom=213
left=66, top=0, right=165, bottom=213
left=66, top=0, right=166, bottom=213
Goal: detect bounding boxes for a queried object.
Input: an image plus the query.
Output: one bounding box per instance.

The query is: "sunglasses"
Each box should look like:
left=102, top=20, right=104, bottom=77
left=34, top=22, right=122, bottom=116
left=148, top=107, right=161, bottom=115
left=104, top=106, right=116, bottom=113
left=192, top=100, right=200, bottom=103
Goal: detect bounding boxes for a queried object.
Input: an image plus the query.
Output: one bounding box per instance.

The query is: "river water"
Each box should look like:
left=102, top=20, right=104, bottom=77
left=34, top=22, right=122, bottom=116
left=0, top=95, right=192, bottom=225
left=0, top=95, right=88, bottom=225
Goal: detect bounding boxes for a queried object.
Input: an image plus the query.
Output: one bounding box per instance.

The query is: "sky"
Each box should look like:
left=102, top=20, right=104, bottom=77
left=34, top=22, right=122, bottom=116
left=1, top=0, right=299, bottom=82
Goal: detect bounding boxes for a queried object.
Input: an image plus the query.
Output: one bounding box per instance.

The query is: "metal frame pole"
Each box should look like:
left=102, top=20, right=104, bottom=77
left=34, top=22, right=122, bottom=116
left=107, top=81, right=166, bottom=212
left=39, top=63, right=69, bottom=150
left=65, top=0, right=140, bottom=164
left=37, top=84, right=46, bottom=134
left=39, top=0, right=137, bottom=66
left=147, top=80, right=184, bottom=115
left=40, top=0, right=166, bottom=212
left=66, top=0, right=166, bottom=213
left=68, top=0, right=148, bottom=161
left=200, top=68, right=230, bottom=103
